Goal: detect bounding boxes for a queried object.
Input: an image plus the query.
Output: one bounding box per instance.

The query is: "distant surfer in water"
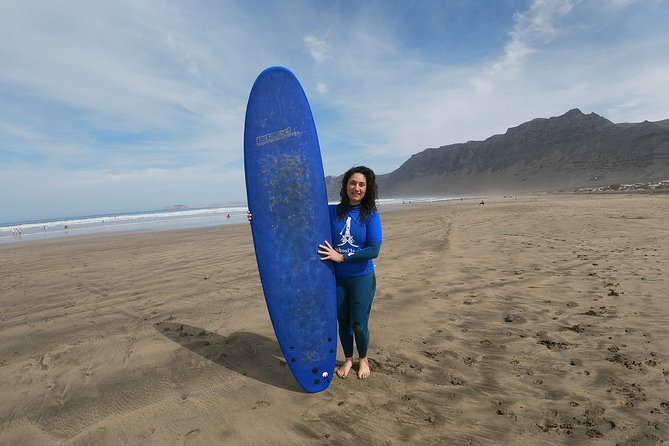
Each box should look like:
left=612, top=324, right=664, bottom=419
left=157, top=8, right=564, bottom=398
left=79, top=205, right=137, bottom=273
left=318, top=166, right=382, bottom=380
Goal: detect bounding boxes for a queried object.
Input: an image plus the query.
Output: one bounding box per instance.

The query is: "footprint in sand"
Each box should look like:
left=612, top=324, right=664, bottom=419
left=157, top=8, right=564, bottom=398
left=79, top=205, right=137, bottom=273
left=134, top=427, right=155, bottom=439
left=252, top=400, right=271, bottom=409
left=185, top=428, right=201, bottom=439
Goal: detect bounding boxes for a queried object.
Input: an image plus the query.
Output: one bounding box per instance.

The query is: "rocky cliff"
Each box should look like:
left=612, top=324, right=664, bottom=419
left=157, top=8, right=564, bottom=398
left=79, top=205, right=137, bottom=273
left=327, top=109, right=669, bottom=198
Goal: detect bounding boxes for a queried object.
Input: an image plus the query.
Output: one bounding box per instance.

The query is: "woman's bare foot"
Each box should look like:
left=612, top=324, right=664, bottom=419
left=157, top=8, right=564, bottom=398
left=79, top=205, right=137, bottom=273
left=357, top=357, right=371, bottom=379
left=336, top=358, right=354, bottom=378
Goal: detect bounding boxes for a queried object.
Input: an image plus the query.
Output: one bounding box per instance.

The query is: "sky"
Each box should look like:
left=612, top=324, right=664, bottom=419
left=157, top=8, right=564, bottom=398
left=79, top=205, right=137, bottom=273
left=2, top=0, right=669, bottom=222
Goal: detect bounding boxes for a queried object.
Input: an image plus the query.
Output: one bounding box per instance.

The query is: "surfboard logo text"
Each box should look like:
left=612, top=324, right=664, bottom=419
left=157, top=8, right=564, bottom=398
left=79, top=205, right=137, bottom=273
left=256, top=127, right=301, bottom=147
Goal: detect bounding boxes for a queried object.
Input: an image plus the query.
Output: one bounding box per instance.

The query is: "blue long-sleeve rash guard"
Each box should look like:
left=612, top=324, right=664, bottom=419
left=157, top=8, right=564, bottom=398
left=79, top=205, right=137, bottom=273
left=328, top=205, right=382, bottom=277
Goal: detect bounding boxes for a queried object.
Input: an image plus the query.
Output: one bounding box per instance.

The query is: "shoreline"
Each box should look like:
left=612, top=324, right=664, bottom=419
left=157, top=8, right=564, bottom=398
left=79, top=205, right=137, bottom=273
left=0, top=196, right=467, bottom=246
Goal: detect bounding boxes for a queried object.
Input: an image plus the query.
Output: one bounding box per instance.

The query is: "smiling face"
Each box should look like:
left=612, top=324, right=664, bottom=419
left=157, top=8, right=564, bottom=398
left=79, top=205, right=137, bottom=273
left=346, top=172, right=367, bottom=205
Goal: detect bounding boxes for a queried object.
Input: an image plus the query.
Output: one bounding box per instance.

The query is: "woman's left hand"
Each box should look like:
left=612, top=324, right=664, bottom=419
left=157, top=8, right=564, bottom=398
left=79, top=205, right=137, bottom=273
left=318, top=240, right=344, bottom=263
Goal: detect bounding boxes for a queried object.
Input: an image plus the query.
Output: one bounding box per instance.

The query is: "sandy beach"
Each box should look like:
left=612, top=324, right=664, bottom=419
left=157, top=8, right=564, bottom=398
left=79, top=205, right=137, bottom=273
left=1, top=194, right=667, bottom=445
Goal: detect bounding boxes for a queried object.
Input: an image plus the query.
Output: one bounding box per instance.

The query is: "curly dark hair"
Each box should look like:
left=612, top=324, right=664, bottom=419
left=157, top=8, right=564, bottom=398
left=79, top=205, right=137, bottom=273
left=336, top=165, right=378, bottom=223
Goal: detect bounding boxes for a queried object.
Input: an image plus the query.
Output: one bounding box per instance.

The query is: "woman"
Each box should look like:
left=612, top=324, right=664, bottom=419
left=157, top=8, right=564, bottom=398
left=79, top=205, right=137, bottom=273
left=248, top=166, right=382, bottom=380
left=318, top=166, right=382, bottom=380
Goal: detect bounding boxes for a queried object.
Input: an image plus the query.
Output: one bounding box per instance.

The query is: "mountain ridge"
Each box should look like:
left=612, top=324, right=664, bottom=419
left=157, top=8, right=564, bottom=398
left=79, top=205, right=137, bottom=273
left=326, top=109, right=669, bottom=198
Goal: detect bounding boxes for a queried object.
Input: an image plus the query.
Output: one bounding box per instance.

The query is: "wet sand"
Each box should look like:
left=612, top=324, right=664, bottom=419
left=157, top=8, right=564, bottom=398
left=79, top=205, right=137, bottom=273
left=1, top=194, right=667, bottom=445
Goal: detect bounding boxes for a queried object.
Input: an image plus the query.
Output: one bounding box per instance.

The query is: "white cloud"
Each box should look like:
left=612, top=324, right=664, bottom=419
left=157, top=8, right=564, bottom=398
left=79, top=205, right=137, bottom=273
left=514, top=0, right=576, bottom=41
left=491, top=0, right=577, bottom=74
left=304, top=36, right=331, bottom=63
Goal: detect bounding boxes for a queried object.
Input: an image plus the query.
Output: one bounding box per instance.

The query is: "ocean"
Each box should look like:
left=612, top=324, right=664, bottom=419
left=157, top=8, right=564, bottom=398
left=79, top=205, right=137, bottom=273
left=0, top=206, right=249, bottom=244
left=0, top=198, right=454, bottom=244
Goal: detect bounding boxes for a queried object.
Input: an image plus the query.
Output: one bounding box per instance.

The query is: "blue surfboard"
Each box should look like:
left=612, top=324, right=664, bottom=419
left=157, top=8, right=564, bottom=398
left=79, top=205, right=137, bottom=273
left=243, top=67, right=337, bottom=393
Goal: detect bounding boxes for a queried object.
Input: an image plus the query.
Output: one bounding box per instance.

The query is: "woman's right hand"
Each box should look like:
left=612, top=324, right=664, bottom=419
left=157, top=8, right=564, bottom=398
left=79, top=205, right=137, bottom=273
left=247, top=211, right=252, bottom=223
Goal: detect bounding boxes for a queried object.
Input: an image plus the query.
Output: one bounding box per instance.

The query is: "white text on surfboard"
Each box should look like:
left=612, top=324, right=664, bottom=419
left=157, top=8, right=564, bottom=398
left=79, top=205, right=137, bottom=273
left=256, top=127, right=301, bottom=147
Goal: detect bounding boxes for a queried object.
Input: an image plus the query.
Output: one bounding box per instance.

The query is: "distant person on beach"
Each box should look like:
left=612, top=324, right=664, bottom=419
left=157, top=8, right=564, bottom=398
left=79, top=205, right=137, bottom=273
left=248, top=165, right=382, bottom=380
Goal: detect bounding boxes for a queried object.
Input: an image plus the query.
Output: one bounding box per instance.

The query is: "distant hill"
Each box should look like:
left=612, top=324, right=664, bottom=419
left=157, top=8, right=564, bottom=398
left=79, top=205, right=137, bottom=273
left=210, top=201, right=247, bottom=208
left=326, top=109, right=669, bottom=198
left=163, top=204, right=189, bottom=210
left=617, top=118, right=669, bottom=130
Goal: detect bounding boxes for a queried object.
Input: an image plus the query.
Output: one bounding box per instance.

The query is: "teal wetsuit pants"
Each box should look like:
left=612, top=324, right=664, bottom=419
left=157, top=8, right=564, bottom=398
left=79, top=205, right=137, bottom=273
left=336, top=271, right=376, bottom=358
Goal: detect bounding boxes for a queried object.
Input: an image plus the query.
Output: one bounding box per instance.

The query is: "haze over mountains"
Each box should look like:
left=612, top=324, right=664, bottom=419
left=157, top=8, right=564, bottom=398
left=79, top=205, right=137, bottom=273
left=326, top=109, right=669, bottom=199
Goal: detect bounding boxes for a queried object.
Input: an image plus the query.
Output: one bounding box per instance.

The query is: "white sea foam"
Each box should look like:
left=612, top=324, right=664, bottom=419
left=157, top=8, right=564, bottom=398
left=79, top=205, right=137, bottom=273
left=0, top=206, right=248, bottom=243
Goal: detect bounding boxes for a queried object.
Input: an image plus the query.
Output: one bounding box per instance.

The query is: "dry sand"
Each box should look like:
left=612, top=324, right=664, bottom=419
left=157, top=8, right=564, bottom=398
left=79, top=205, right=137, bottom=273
left=1, top=194, right=667, bottom=445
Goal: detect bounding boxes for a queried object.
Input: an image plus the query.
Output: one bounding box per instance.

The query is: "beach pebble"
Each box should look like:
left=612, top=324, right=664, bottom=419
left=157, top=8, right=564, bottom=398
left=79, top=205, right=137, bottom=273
left=427, top=416, right=436, bottom=423
left=505, top=314, right=514, bottom=322
left=451, top=378, right=463, bottom=385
